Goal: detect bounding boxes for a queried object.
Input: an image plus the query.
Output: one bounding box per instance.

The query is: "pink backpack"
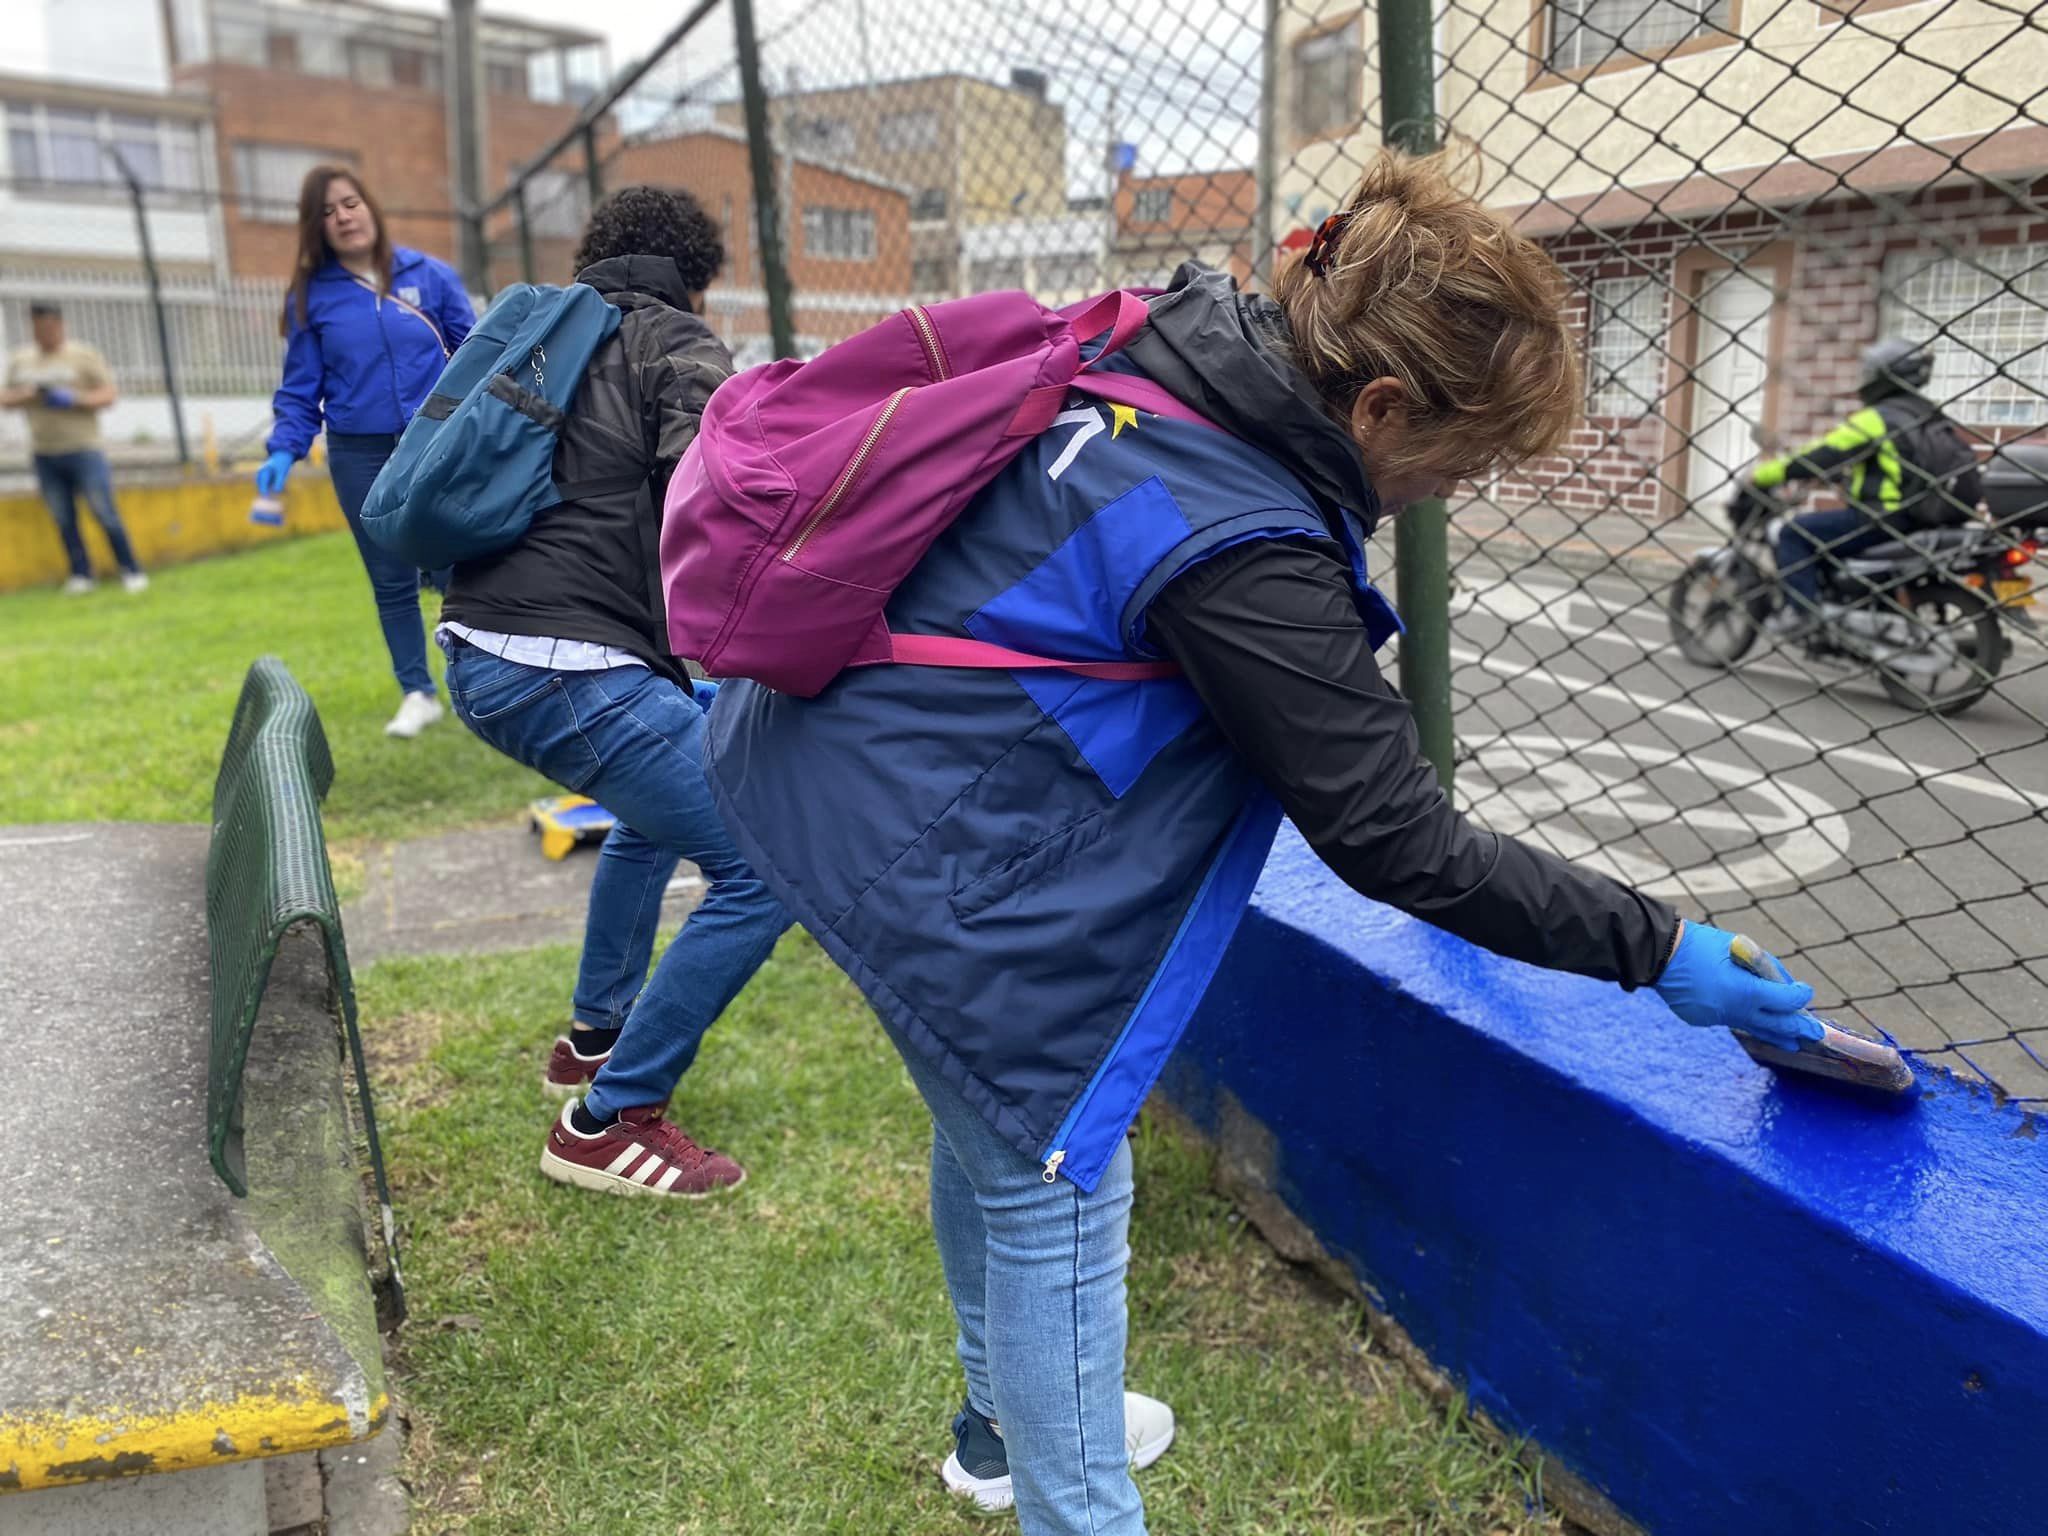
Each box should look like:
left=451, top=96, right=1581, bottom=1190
left=659, top=290, right=1217, bottom=698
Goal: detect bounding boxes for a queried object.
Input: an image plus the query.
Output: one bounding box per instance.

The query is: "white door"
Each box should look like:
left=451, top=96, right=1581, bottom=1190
left=1686, top=267, right=1775, bottom=513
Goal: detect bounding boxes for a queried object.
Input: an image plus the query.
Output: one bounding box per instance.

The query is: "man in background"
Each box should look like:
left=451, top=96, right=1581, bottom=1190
left=3, top=301, right=147, bottom=594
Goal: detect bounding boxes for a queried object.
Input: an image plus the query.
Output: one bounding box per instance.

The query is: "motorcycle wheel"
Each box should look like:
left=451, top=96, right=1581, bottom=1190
left=1874, top=580, right=2006, bottom=716
left=1669, top=553, right=1767, bottom=668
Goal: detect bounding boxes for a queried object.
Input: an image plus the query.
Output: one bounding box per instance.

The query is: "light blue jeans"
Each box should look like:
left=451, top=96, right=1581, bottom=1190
left=441, top=639, right=788, bottom=1118
left=894, top=1028, right=1144, bottom=1535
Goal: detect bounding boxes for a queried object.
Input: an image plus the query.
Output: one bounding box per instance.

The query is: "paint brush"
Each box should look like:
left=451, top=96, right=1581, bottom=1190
left=1727, top=935, right=1918, bottom=1098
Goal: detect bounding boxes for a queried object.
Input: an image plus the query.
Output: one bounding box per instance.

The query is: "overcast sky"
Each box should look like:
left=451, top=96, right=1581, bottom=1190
left=8, top=0, right=1266, bottom=197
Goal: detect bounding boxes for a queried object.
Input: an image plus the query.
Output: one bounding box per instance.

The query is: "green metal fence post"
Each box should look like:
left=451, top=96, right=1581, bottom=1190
left=581, top=123, right=604, bottom=207
left=1377, top=0, right=1455, bottom=790
left=514, top=183, right=536, bottom=285
left=733, top=0, right=797, bottom=360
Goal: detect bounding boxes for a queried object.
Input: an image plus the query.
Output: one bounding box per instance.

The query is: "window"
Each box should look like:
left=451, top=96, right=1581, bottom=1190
left=911, top=187, right=948, bottom=222
left=390, top=49, right=438, bottom=90
left=487, top=61, right=529, bottom=99
left=265, top=30, right=300, bottom=71
left=970, top=257, right=1027, bottom=291
left=877, top=110, right=942, bottom=153
left=912, top=256, right=952, bottom=294
left=351, top=43, right=394, bottom=89
left=803, top=206, right=875, bottom=262
left=235, top=143, right=345, bottom=223
left=1586, top=276, right=1667, bottom=417
left=1882, top=245, right=2048, bottom=427
left=523, top=170, right=589, bottom=241
left=1293, top=21, right=1362, bottom=140
left=4, top=104, right=203, bottom=193
left=1544, top=0, right=1734, bottom=75
left=791, top=116, right=857, bottom=161
left=213, top=16, right=266, bottom=66
left=1131, top=186, right=1173, bottom=224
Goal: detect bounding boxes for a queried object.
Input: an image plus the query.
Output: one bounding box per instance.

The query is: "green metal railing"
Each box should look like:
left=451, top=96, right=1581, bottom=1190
left=206, top=657, right=402, bottom=1312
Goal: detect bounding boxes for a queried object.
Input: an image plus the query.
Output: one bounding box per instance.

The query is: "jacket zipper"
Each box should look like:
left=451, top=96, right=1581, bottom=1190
left=1037, top=800, right=1263, bottom=1185
left=779, top=387, right=910, bottom=562
left=908, top=303, right=950, bottom=382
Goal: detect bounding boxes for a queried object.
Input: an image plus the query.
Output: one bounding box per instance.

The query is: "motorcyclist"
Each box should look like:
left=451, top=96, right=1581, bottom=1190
left=1745, top=337, right=1981, bottom=634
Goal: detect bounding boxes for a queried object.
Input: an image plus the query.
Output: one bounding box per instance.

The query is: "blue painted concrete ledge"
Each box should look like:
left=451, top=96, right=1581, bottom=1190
left=1161, top=827, right=2048, bottom=1536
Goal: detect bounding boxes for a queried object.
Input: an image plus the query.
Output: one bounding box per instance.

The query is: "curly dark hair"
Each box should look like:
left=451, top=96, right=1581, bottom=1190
left=573, top=185, right=725, bottom=293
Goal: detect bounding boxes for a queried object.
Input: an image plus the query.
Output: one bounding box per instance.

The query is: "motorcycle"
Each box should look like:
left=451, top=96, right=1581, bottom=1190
left=1666, top=482, right=2035, bottom=717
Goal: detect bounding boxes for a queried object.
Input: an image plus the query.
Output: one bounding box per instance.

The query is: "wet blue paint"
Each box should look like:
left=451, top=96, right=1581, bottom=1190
left=1164, top=824, right=2048, bottom=1536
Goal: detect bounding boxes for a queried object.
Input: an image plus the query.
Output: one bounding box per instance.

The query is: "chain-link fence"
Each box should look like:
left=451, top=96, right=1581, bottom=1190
left=487, top=0, right=2048, bottom=1104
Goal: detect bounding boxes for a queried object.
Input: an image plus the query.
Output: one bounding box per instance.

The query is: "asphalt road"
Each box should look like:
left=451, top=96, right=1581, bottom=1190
left=1383, top=544, right=2048, bottom=1101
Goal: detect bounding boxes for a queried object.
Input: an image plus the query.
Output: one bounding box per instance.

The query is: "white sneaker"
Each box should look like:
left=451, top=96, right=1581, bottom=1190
left=122, top=571, right=149, bottom=594
left=941, top=1390, right=1176, bottom=1511
left=383, top=690, right=444, bottom=738
left=61, top=575, right=95, bottom=596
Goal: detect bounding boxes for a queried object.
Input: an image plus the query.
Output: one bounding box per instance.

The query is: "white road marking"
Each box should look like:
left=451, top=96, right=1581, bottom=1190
left=1449, top=643, right=2048, bottom=811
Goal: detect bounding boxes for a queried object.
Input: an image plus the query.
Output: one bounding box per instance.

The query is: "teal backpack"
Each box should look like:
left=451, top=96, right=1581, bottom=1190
left=360, top=283, right=628, bottom=569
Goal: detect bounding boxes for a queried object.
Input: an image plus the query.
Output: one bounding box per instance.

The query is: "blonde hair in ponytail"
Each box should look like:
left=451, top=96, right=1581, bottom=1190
left=1274, top=147, right=1581, bottom=484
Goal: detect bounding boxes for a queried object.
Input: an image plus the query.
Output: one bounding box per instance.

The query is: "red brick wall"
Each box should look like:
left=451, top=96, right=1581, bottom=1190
left=1487, top=178, right=2048, bottom=523
left=187, top=62, right=590, bottom=279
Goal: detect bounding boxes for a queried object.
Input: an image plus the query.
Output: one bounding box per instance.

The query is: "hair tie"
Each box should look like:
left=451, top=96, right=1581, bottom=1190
left=1304, top=211, right=1354, bottom=277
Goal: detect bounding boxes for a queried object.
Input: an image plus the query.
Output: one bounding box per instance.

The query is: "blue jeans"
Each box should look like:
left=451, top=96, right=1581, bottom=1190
left=327, top=432, right=437, bottom=696
left=35, top=451, right=140, bottom=578
left=441, top=640, right=789, bottom=1118
left=1777, top=507, right=1889, bottom=608
left=896, top=1027, right=1145, bottom=1536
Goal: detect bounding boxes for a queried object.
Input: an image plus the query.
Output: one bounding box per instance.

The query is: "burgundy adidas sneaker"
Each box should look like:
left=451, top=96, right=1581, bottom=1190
left=540, top=1102, right=746, bottom=1198
left=543, top=1033, right=611, bottom=1097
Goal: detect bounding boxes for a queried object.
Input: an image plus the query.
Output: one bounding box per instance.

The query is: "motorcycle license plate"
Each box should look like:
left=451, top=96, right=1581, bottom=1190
left=1995, top=577, right=2035, bottom=606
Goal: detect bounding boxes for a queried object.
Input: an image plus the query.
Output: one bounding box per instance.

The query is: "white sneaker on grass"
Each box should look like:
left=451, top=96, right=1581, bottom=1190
left=942, top=1391, right=1176, bottom=1511
left=122, top=571, right=149, bottom=594
left=384, top=690, right=444, bottom=738
left=61, top=575, right=94, bottom=595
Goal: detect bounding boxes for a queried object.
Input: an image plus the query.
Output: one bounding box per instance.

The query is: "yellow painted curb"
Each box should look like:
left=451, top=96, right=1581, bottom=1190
left=0, top=1383, right=387, bottom=1493
left=0, top=472, right=346, bottom=594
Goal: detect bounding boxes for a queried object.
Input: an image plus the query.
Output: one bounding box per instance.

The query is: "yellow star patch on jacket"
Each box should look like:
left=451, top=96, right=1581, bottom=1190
left=1109, top=403, right=1139, bottom=438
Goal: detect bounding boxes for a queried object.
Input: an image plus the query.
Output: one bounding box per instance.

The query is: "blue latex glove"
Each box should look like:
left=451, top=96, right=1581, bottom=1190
left=255, top=450, right=294, bottom=496
left=691, top=677, right=721, bottom=712
left=1654, top=921, right=1824, bottom=1054
left=39, top=385, right=76, bottom=410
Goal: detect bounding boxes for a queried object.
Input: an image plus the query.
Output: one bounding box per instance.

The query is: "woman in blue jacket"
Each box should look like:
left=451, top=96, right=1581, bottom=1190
left=708, top=152, right=1821, bottom=1534
left=257, top=166, right=474, bottom=738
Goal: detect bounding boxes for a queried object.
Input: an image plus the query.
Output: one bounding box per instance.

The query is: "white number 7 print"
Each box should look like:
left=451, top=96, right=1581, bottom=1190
left=1046, top=406, right=1105, bottom=482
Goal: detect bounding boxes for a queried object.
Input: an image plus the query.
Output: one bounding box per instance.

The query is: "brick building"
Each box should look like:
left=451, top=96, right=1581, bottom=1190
left=602, top=126, right=912, bottom=364
left=715, top=70, right=1067, bottom=300
left=163, top=0, right=606, bottom=279
left=1273, top=0, right=2048, bottom=522
left=1112, top=168, right=1256, bottom=288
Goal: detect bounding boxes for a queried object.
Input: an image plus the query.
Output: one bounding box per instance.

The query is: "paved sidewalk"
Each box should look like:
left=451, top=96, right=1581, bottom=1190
left=342, top=824, right=705, bottom=964
left=1440, top=499, right=1723, bottom=584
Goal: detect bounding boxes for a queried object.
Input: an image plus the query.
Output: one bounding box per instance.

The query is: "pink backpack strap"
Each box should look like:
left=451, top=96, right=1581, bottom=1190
left=1069, top=372, right=1225, bottom=432
left=882, top=633, right=1178, bottom=681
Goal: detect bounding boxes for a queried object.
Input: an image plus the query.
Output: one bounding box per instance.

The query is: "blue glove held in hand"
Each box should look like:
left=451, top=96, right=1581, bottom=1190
left=255, top=450, right=294, bottom=497
left=691, top=677, right=721, bottom=712
left=40, top=386, right=76, bottom=410
left=1655, top=921, right=1824, bottom=1054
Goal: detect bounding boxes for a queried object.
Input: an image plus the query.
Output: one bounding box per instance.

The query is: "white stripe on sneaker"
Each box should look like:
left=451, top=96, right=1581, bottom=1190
left=603, top=1145, right=642, bottom=1176
left=653, top=1165, right=683, bottom=1193
left=632, top=1156, right=666, bottom=1186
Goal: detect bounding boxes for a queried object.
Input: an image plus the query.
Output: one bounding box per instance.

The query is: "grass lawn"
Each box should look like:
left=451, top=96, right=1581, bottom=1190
left=372, top=936, right=1562, bottom=1536
left=0, top=533, right=548, bottom=843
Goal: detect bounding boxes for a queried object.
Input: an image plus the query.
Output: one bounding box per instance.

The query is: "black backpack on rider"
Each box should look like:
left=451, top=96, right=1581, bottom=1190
left=1877, top=396, right=1982, bottom=528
